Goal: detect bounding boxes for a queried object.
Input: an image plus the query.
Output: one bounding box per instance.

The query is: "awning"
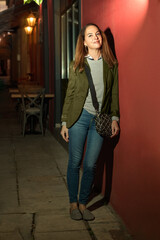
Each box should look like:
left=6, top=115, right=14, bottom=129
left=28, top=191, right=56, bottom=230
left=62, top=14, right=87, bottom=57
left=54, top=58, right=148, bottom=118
left=0, top=2, right=39, bottom=34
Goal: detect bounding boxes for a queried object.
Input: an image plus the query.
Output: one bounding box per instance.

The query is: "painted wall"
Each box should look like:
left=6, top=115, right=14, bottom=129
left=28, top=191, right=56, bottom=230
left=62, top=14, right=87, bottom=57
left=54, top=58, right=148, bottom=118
left=82, top=0, right=160, bottom=240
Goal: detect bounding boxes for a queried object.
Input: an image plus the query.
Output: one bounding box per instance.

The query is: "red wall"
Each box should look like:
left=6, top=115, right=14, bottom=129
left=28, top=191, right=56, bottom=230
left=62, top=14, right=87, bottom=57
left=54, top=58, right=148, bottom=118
left=82, top=1, right=160, bottom=240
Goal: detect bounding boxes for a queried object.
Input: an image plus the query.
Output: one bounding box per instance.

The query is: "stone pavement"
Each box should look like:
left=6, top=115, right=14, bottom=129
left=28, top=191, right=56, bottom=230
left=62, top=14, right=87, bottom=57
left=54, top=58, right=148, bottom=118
left=0, top=88, right=134, bottom=240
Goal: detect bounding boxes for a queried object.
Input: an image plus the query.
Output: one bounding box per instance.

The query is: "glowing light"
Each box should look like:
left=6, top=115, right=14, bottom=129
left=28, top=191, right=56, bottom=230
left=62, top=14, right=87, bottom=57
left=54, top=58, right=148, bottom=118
left=24, top=26, right=33, bottom=35
left=27, top=14, right=36, bottom=27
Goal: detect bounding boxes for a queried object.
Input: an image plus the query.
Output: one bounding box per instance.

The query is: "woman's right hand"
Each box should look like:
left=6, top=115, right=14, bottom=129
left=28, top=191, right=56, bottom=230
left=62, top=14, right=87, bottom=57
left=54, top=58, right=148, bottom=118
left=60, top=125, right=69, bottom=142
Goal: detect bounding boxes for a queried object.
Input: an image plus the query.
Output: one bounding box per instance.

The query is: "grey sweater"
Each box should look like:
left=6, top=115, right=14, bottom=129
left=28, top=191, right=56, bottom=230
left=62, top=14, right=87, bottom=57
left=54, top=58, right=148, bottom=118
left=83, top=56, right=104, bottom=115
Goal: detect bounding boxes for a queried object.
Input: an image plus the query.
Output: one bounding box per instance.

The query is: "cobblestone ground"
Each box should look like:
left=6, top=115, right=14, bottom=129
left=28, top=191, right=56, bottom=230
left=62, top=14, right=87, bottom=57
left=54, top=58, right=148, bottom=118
left=0, top=87, right=134, bottom=240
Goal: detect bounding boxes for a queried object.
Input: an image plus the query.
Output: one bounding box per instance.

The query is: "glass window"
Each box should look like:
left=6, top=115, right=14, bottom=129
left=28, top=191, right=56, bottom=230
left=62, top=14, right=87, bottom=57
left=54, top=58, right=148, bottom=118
left=61, top=14, right=67, bottom=79
left=61, top=1, right=80, bottom=79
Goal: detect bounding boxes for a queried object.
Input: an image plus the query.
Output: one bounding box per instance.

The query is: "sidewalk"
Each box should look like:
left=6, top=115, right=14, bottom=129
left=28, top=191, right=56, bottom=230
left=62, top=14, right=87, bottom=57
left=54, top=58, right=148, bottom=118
left=0, top=88, right=133, bottom=240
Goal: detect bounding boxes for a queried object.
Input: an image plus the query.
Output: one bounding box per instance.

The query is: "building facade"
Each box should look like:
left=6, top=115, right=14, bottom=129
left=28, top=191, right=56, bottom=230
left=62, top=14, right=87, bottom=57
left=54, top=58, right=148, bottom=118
left=45, top=1, right=160, bottom=240
left=0, top=1, right=160, bottom=240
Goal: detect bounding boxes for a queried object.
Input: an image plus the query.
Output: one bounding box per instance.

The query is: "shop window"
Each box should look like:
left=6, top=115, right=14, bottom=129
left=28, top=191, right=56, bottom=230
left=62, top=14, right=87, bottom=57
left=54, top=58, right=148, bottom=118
left=61, top=1, right=79, bottom=79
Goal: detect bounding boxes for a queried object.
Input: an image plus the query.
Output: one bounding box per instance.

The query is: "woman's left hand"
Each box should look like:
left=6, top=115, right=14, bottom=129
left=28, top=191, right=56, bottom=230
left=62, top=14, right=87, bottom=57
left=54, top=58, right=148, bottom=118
left=111, top=120, right=120, bottom=138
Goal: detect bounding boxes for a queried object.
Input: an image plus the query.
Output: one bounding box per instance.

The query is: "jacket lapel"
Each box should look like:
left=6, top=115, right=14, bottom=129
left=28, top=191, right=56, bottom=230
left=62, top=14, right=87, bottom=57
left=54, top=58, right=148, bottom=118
left=103, top=59, right=110, bottom=91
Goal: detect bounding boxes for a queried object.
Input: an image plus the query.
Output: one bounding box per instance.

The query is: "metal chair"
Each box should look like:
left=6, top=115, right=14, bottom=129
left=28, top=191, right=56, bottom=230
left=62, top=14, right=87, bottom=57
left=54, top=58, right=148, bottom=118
left=19, top=87, right=45, bottom=136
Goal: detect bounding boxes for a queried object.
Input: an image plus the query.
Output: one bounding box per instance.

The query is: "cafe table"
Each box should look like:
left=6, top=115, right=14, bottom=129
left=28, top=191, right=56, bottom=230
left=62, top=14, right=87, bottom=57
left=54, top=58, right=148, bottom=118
left=9, top=88, right=19, bottom=94
left=11, top=93, right=54, bottom=99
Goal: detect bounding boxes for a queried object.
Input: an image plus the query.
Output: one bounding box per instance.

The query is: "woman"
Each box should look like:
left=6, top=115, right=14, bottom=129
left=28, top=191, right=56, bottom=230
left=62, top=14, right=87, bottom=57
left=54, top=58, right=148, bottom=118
left=61, top=23, right=120, bottom=221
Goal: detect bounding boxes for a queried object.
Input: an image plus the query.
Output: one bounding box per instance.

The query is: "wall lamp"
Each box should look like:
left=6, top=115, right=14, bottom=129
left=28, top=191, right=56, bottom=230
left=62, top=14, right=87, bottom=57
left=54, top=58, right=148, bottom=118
left=24, top=13, right=36, bottom=35
left=24, top=26, right=33, bottom=35
left=26, top=13, right=36, bottom=27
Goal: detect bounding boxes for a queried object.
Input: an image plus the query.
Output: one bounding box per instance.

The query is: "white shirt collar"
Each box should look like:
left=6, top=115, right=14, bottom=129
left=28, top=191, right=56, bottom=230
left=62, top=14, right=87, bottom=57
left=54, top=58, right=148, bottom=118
left=85, top=54, right=102, bottom=61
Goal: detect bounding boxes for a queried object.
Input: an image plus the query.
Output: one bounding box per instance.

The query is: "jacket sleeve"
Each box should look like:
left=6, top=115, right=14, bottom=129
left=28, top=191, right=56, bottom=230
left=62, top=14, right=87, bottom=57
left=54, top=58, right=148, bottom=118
left=61, top=62, right=76, bottom=123
left=110, top=63, right=120, bottom=118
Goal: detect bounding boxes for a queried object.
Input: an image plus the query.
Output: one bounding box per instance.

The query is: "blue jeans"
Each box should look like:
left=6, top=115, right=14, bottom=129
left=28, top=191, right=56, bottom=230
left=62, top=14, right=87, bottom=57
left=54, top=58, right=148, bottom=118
left=67, top=109, right=104, bottom=205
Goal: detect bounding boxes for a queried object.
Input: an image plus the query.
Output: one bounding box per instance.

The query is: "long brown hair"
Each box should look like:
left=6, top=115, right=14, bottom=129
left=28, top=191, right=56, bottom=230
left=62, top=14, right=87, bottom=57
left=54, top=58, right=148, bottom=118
left=73, top=23, right=117, bottom=72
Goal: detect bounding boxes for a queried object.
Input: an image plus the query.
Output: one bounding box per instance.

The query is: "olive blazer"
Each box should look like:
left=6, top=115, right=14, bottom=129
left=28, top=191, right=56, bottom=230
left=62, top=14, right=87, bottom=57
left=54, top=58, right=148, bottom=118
left=61, top=59, right=120, bottom=128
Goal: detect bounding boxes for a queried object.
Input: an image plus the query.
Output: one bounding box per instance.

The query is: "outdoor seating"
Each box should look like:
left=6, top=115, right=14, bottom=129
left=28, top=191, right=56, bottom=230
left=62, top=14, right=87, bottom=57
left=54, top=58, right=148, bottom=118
left=19, top=86, right=45, bottom=136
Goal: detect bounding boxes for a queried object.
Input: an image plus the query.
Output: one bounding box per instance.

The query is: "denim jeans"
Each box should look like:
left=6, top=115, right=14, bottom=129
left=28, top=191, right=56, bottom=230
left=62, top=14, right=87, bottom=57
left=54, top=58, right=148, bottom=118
left=67, top=109, right=104, bottom=205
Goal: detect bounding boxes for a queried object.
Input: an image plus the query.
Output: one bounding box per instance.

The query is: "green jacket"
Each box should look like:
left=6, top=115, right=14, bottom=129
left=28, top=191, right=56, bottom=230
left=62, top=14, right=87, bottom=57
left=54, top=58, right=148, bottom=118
left=61, top=59, right=120, bottom=128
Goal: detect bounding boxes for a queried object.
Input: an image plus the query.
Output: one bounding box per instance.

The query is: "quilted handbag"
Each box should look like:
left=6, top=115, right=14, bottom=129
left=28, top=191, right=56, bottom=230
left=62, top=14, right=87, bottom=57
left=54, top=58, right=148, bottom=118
left=95, top=112, right=112, bottom=137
